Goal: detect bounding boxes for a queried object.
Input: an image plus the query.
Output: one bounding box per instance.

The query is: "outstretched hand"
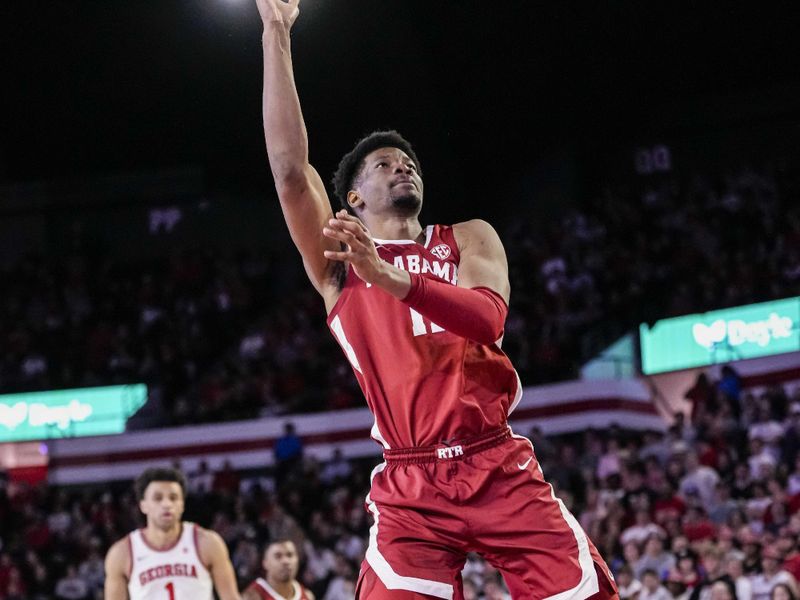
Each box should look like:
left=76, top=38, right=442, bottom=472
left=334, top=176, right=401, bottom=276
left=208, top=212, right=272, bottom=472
left=255, top=0, right=299, bottom=28
left=323, top=211, right=387, bottom=286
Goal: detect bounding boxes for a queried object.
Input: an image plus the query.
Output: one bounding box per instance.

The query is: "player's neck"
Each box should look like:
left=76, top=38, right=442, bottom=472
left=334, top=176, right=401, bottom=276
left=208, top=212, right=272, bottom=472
left=143, top=521, right=183, bottom=549
left=364, top=214, right=423, bottom=242
left=267, top=577, right=295, bottom=599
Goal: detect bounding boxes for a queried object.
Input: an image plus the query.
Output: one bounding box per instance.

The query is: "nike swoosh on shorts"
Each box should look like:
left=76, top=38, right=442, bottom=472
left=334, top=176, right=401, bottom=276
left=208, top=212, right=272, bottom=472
left=517, top=456, right=533, bottom=470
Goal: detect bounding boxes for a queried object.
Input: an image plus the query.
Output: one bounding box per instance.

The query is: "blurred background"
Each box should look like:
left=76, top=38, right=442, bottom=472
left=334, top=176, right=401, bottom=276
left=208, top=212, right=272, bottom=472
left=2, top=2, right=800, bottom=599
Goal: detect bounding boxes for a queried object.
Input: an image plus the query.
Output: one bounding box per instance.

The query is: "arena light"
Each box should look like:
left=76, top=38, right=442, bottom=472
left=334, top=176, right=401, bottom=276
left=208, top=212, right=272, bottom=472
left=639, top=296, right=800, bottom=375
left=0, top=384, right=147, bottom=443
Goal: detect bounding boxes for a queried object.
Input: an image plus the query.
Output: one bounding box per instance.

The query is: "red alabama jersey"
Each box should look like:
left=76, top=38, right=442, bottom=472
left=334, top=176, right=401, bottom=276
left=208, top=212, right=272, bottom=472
left=326, top=224, right=522, bottom=449
left=246, top=578, right=311, bottom=600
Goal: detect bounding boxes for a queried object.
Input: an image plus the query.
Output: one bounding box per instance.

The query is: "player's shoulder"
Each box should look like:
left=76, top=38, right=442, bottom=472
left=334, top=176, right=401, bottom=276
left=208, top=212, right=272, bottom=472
left=193, top=524, right=230, bottom=564
left=303, top=585, right=316, bottom=600
left=451, top=219, right=503, bottom=249
left=105, top=533, right=132, bottom=572
left=193, top=523, right=223, bottom=545
left=452, top=219, right=499, bottom=237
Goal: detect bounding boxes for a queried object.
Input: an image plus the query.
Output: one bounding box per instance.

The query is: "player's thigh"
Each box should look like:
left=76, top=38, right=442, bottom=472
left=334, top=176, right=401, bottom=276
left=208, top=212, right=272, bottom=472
left=356, top=561, right=464, bottom=600
left=366, top=469, right=468, bottom=596
left=470, top=439, right=616, bottom=598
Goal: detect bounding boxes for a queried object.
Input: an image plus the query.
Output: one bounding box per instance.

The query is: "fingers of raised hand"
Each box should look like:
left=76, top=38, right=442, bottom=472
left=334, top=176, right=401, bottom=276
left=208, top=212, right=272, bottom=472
left=283, top=0, right=300, bottom=26
left=257, top=0, right=299, bottom=25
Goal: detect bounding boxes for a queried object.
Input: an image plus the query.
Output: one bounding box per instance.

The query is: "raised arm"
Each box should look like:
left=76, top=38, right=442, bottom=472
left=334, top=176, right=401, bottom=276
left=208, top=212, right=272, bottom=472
left=256, top=0, right=340, bottom=303
left=103, top=538, right=131, bottom=600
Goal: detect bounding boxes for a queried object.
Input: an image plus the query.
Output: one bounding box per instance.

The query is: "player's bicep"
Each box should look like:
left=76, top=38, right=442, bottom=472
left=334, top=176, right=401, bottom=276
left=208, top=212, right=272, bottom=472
left=453, top=219, right=510, bottom=303
left=104, top=540, right=131, bottom=600
left=275, top=164, right=340, bottom=293
left=201, top=530, right=241, bottom=600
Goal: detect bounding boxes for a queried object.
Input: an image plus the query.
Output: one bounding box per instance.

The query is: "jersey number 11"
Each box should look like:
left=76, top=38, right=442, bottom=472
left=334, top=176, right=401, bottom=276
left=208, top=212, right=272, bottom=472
left=409, top=308, right=444, bottom=336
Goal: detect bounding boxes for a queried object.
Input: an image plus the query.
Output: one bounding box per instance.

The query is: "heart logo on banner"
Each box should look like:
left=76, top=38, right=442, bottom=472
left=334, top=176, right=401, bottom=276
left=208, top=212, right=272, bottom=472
left=692, top=319, right=727, bottom=348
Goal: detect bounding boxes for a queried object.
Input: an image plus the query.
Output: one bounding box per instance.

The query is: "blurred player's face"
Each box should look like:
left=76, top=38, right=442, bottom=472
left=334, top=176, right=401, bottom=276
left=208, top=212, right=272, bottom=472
left=263, top=541, right=299, bottom=583
left=354, top=147, right=423, bottom=216
left=139, top=481, right=185, bottom=530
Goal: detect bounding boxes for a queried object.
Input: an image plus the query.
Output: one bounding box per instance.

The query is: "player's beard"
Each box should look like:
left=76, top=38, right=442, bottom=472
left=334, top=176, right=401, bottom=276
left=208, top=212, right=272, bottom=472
left=391, top=192, right=422, bottom=214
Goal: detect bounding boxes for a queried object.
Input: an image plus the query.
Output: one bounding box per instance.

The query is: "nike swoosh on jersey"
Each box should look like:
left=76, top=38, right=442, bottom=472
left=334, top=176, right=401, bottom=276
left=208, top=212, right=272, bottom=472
left=517, top=456, right=533, bottom=470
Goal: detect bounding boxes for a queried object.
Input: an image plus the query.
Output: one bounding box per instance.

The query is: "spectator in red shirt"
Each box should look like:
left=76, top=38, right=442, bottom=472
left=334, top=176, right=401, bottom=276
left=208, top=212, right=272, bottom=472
left=682, top=505, right=717, bottom=542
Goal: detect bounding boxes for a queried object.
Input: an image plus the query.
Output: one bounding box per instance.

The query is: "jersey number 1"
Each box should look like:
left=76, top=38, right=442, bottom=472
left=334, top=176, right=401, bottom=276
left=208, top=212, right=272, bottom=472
left=165, top=582, right=175, bottom=600
left=409, top=308, right=444, bottom=336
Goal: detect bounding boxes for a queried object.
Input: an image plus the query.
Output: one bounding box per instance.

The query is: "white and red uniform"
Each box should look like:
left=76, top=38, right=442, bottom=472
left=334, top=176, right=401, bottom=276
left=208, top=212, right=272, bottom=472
left=246, top=577, right=312, bottom=600
left=127, top=522, right=213, bottom=600
left=327, top=225, right=616, bottom=600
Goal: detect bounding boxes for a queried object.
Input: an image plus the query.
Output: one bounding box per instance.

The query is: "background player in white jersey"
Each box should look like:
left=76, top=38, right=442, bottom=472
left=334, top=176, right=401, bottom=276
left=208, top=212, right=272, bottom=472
left=104, top=467, right=241, bottom=600
left=243, top=539, right=315, bottom=600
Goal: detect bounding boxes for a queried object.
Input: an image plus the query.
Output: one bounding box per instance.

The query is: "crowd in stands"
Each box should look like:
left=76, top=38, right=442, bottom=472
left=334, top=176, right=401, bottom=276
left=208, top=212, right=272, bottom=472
left=503, top=158, right=800, bottom=381
left=2, top=368, right=800, bottom=598
left=2, top=158, right=800, bottom=426
left=2, top=147, right=800, bottom=598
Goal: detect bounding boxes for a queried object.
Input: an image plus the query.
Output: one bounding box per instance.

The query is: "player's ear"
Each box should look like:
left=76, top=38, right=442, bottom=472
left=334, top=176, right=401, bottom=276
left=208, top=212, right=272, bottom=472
left=347, top=190, right=363, bottom=209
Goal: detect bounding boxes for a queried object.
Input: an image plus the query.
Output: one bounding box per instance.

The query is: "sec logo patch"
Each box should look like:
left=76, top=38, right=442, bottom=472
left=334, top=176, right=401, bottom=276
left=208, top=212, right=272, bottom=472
left=431, top=244, right=451, bottom=260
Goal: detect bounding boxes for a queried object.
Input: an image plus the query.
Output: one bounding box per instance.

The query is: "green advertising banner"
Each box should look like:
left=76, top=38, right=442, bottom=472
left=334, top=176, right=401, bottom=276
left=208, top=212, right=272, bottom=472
left=640, top=297, right=800, bottom=375
left=0, top=384, right=147, bottom=442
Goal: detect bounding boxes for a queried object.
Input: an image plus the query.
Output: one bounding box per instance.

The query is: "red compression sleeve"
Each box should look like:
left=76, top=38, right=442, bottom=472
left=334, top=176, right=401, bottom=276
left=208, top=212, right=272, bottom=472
left=402, top=273, right=508, bottom=345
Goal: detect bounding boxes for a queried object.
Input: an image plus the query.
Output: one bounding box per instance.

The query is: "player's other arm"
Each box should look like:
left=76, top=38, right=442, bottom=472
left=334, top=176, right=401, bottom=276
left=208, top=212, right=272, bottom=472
left=451, top=219, right=510, bottom=302
left=198, top=528, right=242, bottom=600
left=324, top=215, right=508, bottom=344
left=256, top=0, right=340, bottom=302
left=104, top=537, right=131, bottom=600
left=401, top=218, right=509, bottom=344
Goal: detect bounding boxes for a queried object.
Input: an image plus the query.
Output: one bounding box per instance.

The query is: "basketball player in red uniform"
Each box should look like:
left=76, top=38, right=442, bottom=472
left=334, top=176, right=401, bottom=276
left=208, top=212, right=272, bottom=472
left=256, top=0, right=619, bottom=598
left=104, top=467, right=241, bottom=600
left=243, top=539, right=314, bottom=600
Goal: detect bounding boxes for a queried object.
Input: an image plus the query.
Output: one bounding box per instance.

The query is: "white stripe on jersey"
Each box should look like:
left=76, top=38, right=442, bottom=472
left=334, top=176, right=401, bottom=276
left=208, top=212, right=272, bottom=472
left=255, top=578, right=303, bottom=600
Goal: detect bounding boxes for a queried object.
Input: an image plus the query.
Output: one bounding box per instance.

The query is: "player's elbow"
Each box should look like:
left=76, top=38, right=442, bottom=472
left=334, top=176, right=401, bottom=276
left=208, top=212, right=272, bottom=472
left=470, top=288, right=507, bottom=345
left=471, top=321, right=504, bottom=346
left=269, top=152, right=306, bottom=188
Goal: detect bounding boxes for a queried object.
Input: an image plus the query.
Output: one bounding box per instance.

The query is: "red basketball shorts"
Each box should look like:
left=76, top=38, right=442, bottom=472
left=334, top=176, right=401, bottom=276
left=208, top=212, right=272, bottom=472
left=355, top=427, right=617, bottom=600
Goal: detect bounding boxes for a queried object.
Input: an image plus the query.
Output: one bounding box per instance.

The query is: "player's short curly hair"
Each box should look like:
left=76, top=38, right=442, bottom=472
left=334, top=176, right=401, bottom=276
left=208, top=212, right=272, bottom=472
left=331, top=130, right=422, bottom=214
left=135, top=467, right=187, bottom=500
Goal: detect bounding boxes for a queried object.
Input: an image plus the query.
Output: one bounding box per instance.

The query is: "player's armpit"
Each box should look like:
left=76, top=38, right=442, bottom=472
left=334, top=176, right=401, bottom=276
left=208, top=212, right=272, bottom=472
left=198, top=528, right=242, bottom=600
left=274, top=164, right=341, bottom=298
left=452, top=219, right=510, bottom=303
left=104, top=537, right=131, bottom=600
